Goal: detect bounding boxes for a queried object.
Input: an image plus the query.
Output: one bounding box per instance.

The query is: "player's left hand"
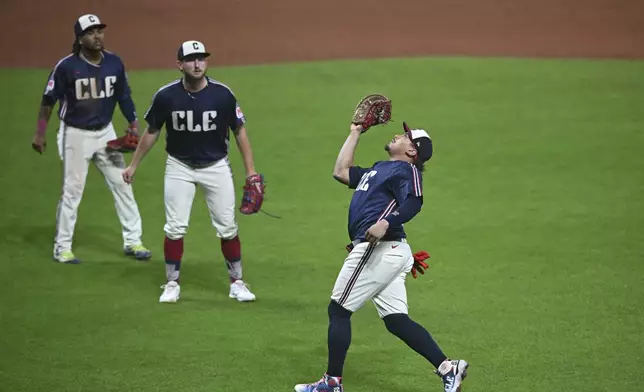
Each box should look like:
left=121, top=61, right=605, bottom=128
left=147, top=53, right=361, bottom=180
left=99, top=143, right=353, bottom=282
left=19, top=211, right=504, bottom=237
left=352, top=94, right=392, bottom=132
left=411, top=250, right=430, bottom=279
left=365, top=220, right=389, bottom=244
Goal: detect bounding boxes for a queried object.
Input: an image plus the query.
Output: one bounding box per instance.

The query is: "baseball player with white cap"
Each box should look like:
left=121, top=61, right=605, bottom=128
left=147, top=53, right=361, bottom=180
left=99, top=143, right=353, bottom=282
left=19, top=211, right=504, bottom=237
left=31, top=14, right=151, bottom=264
left=294, top=120, right=469, bottom=392
left=123, top=40, right=264, bottom=303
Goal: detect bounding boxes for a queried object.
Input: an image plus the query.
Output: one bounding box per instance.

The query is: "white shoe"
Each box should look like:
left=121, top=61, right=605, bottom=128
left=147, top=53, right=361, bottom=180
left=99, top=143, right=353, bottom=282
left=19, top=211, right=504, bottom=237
left=437, top=359, right=469, bottom=392
left=229, top=280, right=256, bottom=302
left=159, top=281, right=180, bottom=303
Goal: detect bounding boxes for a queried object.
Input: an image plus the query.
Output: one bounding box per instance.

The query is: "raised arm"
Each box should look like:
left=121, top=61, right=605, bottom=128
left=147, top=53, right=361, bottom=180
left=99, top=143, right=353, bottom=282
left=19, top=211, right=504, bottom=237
left=332, top=124, right=364, bottom=185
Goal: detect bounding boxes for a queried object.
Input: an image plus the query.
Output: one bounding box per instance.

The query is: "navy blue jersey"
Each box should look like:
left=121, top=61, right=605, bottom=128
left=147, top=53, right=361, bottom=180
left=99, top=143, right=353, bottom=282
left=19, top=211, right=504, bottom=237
left=143, top=77, right=245, bottom=165
left=42, top=51, right=136, bottom=129
left=347, top=160, right=423, bottom=242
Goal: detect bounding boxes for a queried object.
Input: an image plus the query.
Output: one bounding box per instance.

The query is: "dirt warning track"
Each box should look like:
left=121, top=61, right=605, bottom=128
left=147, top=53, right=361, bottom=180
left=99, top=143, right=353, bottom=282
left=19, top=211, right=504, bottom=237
left=1, top=0, right=642, bottom=69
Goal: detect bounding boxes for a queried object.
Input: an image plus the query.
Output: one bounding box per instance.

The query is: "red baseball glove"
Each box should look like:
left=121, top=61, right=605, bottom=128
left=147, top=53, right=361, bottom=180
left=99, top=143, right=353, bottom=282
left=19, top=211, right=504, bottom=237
left=107, top=122, right=139, bottom=153
left=411, top=250, right=430, bottom=279
left=351, top=94, right=392, bottom=132
left=239, top=174, right=266, bottom=215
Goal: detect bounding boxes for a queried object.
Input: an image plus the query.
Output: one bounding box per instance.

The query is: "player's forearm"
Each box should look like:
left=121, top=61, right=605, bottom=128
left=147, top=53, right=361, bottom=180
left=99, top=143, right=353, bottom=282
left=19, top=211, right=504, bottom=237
left=234, top=127, right=257, bottom=176
left=130, top=130, right=160, bottom=168
left=118, top=96, right=137, bottom=125
left=35, top=103, right=54, bottom=135
left=333, top=129, right=361, bottom=176
left=383, top=196, right=423, bottom=226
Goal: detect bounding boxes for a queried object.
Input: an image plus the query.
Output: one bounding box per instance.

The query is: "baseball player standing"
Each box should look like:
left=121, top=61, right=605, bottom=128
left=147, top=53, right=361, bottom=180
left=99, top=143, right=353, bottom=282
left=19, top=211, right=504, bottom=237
left=294, top=119, right=469, bottom=392
left=31, top=14, right=151, bottom=264
left=122, top=41, right=263, bottom=303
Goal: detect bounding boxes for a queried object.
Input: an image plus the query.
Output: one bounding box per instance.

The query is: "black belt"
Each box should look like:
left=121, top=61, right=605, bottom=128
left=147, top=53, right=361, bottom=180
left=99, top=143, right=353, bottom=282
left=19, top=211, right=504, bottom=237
left=66, top=123, right=108, bottom=131
left=345, top=237, right=405, bottom=252
left=177, top=158, right=217, bottom=169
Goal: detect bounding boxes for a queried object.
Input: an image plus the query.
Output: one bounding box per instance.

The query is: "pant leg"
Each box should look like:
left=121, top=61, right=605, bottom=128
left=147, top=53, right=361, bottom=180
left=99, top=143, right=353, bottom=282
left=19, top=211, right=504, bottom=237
left=373, top=245, right=414, bottom=318
left=197, top=157, right=239, bottom=240
left=163, top=156, right=197, bottom=240
left=92, top=124, right=143, bottom=247
left=53, top=123, right=91, bottom=255
left=331, top=240, right=412, bottom=313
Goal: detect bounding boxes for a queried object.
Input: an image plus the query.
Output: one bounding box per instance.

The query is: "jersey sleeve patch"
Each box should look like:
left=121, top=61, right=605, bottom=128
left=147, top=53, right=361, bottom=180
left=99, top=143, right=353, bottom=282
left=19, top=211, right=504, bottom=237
left=236, top=103, right=246, bottom=122
left=44, top=80, right=55, bottom=94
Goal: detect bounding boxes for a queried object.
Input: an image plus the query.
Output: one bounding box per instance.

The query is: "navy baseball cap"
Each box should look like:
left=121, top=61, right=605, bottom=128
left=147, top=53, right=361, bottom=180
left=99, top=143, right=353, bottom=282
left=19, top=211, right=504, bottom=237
left=74, top=14, right=106, bottom=37
left=177, top=40, right=211, bottom=60
left=403, top=122, right=433, bottom=162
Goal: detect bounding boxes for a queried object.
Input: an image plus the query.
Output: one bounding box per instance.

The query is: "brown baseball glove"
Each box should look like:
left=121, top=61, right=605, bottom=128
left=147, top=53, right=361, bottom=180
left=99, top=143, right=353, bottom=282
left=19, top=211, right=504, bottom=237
left=106, top=132, right=139, bottom=153
left=352, top=94, right=392, bottom=132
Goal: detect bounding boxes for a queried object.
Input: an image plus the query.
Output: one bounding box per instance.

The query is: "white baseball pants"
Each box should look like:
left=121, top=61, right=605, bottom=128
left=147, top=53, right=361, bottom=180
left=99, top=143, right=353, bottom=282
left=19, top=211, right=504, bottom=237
left=331, top=239, right=414, bottom=318
left=54, top=122, right=144, bottom=256
left=163, top=155, right=238, bottom=241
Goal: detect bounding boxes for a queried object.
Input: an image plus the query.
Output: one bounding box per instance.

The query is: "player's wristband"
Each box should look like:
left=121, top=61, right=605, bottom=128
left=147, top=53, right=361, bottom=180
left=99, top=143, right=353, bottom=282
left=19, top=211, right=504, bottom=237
left=36, top=119, right=47, bottom=136
left=128, top=121, right=139, bottom=134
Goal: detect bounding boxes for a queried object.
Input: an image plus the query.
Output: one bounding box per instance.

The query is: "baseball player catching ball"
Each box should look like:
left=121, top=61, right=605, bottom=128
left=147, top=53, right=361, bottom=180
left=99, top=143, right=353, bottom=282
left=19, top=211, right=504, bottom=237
left=294, top=96, right=469, bottom=392
left=31, top=14, right=151, bottom=264
left=122, top=40, right=265, bottom=304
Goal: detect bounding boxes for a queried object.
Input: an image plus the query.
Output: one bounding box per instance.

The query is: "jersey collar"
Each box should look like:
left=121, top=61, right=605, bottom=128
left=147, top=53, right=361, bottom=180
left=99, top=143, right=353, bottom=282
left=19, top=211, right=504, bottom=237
left=79, top=51, right=105, bottom=67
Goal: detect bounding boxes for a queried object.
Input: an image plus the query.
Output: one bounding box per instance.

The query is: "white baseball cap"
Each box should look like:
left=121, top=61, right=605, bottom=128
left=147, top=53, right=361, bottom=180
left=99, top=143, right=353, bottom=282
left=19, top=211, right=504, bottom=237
left=74, top=14, right=106, bottom=36
left=177, top=40, right=211, bottom=60
left=403, top=122, right=433, bottom=162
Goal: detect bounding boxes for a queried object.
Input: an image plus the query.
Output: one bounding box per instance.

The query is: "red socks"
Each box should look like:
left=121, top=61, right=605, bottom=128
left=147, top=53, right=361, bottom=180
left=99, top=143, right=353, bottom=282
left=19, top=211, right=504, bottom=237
left=221, top=236, right=243, bottom=282
left=164, top=237, right=184, bottom=283
left=164, top=236, right=242, bottom=284
left=221, top=235, right=241, bottom=262
left=164, top=237, right=184, bottom=261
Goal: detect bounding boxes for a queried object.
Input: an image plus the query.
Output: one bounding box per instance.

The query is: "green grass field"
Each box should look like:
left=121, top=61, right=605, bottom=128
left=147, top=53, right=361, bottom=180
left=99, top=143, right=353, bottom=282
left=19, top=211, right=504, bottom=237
left=1, top=56, right=643, bottom=391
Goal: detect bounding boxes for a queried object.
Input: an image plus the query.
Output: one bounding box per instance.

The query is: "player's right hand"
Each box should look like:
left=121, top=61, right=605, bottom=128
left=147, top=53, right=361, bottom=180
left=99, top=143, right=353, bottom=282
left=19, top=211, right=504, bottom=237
left=122, top=166, right=136, bottom=184
left=31, top=134, right=46, bottom=154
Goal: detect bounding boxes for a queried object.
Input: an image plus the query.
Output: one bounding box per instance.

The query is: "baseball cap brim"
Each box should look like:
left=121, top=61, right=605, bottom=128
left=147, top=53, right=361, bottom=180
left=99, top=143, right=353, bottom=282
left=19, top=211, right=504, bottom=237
left=179, top=52, right=211, bottom=60
left=75, top=23, right=107, bottom=37
left=403, top=121, right=412, bottom=139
